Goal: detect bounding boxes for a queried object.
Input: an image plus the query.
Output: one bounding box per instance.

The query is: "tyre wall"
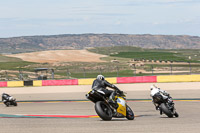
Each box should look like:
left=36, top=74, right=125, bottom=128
left=0, top=75, right=200, bottom=87
left=157, top=75, right=200, bottom=82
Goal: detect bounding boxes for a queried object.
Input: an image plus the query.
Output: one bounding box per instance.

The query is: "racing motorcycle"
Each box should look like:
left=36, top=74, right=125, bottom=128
left=3, top=97, right=18, bottom=107
left=152, top=93, right=179, bottom=118
left=86, top=89, right=134, bottom=121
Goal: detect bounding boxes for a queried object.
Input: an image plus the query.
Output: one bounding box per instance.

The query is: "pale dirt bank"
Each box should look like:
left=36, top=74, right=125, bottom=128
left=5, top=50, right=107, bottom=63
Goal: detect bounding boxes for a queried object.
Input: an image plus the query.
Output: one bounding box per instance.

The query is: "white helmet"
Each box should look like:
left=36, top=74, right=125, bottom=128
left=150, top=85, right=157, bottom=90
left=97, top=75, right=105, bottom=80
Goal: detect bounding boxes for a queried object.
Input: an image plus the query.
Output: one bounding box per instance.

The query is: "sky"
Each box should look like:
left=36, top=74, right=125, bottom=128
left=0, top=0, right=200, bottom=38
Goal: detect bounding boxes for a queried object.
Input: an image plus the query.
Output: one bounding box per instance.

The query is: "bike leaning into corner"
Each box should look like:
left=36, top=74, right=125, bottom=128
left=86, top=88, right=134, bottom=121
left=150, top=85, right=179, bottom=118
left=2, top=93, right=17, bottom=107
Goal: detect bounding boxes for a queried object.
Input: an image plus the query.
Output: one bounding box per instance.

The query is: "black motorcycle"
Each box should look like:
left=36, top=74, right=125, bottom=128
left=86, top=89, right=134, bottom=121
left=3, top=97, right=18, bottom=107
left=152, top=93, right=178, bottom=118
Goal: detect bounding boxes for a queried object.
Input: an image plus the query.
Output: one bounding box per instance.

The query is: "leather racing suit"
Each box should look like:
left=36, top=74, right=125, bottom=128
left=92, top=79, right=119, bottom=103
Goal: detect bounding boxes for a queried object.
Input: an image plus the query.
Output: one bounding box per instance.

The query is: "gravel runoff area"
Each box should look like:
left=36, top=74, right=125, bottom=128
left=0, top=82, right=200, bottom=133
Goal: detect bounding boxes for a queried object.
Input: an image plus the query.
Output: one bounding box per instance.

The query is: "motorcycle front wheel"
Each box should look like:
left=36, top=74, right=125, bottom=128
left=174, top=111, right=179, bottom=117
left=4, top=102, right=10, bottom=107
left=95, top=101, right=112, bottom=121
left=13, top=101, right=17, bottom=106
left=126, top=105, right=134, bottom=120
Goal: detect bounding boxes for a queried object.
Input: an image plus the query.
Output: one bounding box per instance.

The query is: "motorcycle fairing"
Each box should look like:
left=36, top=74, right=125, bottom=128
left=116, top=97, right=126, bottom=116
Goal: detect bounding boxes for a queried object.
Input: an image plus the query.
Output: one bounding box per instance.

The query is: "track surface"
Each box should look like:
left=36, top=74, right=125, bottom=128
left=0, top=82, right=200, bottom=133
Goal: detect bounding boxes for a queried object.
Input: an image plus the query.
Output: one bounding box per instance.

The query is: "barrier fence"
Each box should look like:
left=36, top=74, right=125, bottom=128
left=1, top=63, right=200, bottom=81
left=0, top=74, right=200, bottom=87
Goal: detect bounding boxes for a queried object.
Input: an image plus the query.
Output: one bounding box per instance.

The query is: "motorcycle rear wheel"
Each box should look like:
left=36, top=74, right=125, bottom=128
left=160, top=103, right=173, bottom=118
left=95, top=101, right=112, bottom=121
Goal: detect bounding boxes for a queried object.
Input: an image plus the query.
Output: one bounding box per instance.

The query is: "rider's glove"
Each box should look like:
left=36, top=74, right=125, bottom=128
left=162, top=92, right=169, bottom=96
left=117, top=90, right=123, bottom=94
left=113, top=85, right=119, bottom=90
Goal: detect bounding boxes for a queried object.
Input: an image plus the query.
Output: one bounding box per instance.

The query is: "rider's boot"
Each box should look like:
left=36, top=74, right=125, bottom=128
left=155, top=105, right=159, bottom=110
left=168, top=97, right=173, bottom=103
left=108, top=99, right=118, bottom=109
left=108, top=91, right=119, bottom=109
left=160, top=109, right=163, bottom=115
left=168, top=97, right=174, bottom=109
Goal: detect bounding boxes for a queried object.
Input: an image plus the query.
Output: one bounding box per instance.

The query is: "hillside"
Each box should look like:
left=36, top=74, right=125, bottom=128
left=0, top=34, right=200, bottom=53
left=0, top=46, right=200, bottom=80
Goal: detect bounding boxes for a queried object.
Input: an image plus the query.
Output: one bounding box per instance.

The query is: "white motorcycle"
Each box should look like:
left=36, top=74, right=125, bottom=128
left=150, top=86, right=179, bottom=118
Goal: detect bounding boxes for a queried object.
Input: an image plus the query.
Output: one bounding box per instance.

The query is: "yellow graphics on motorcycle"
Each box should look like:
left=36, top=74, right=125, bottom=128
left=86, top=89, right=134, bottom=120
left=116, top=97, right=126, bottom=116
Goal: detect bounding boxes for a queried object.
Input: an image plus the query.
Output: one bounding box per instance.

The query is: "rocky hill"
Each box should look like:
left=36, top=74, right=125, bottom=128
left=0, top=34, right=200, bottom=53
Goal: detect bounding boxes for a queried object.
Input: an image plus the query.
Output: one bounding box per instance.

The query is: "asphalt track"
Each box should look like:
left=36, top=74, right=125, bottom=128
left=0, top=82, right=200, bottom=133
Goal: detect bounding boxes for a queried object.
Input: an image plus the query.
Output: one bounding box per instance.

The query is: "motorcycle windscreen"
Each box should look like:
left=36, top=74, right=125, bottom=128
left=116, top=97, right=126, bottom=116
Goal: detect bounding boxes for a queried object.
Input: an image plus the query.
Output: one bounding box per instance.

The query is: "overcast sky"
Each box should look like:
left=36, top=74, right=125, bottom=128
left=0, top=0, right=200, bottom=38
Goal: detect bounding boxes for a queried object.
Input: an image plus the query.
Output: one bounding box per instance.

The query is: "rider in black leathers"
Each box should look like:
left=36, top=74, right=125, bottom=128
left=92, top=75, right=120, bottom=106
left=2, top=93, right=11, bottom=103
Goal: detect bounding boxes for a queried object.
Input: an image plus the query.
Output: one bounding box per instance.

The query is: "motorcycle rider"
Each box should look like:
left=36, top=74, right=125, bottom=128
left=2, top=93, right=14, bottom=105
left=92, top=75, right=121, bottom=108
left=150, top=85, right=174, bottom=111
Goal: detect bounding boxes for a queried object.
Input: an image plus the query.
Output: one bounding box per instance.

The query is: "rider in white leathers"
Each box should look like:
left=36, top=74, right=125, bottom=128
left=150, top=85, right=173, bottom=110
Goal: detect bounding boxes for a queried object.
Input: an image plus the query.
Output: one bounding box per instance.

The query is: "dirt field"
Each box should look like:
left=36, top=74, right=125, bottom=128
left=6, top=50, right=107, bottom=63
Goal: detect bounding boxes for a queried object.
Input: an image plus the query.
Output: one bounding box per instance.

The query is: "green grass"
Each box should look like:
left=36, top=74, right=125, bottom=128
left=88, top=46, right=143, bottom=55
left=56, top=69, right=176, bottom=78
left=88, top=46, right=200, bottom=63
left=0, top=55, right=23, bottom=62
left=57, top=71, right=180, bottom=78
left=149, top=64, right=200, bottom=67
left=0, top=61, right=36, bottom=70
left=172, top=49, right=200, bottom=61
left=0, top=55, right=38, bottom=71
left=0, top=55, right=36, bottom=71
left=110, top=51, right=199, bottom=63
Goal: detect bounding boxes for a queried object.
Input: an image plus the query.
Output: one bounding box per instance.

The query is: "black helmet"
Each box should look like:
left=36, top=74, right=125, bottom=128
left=97, top=75, right=105, bottom=80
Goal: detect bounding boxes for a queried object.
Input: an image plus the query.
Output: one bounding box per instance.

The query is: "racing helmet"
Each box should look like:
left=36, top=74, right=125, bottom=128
left=97, top=75, right=105, bottom=80
left=150, top=85, right=157, bottom=90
